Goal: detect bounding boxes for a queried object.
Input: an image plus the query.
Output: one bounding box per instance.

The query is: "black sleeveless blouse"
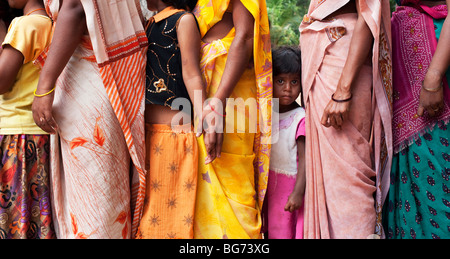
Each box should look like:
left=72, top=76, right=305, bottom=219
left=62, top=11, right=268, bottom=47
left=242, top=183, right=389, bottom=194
left=145, top=11, right=192, bottom=110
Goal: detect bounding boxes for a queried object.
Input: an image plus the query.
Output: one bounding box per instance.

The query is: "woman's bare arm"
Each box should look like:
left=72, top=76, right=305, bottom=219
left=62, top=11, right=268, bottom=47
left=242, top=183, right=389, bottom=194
left=178, top=13, right=206, bottom=121
left=321, top=2, right=373, bottom=130
left=211, top=0, right=254, bottom=106
left=32, top=0, right=87, bottom=133
left=417, top=0, right=450, bottom=117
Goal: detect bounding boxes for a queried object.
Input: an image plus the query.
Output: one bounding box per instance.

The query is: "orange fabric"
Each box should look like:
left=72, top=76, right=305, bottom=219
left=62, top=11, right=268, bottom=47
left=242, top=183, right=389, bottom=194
left=98, top=49, right=147, bottom=236
left=137, top=124, right=198, bottom=239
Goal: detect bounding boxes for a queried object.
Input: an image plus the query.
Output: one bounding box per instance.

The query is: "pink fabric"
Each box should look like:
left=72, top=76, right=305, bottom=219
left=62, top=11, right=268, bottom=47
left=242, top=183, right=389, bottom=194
left=392, top=4, right=450, bottom=153
left=266, top=170, right=304, bottom=239
left=296, top=118, right=306, bottom=139
left=400, top=0, right=448, bottom=19
left=299, top=0, right=393, bottom=238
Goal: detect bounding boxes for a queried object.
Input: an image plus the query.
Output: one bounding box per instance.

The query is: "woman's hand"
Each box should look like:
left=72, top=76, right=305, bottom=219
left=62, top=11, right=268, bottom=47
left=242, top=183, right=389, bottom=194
left=321, top=89, right=352, bottom=130
left=417, top=70, right=445, bottom=118
left=199, top=99, right=225, bottom=164
left=32, top=92, right=58, bottom=134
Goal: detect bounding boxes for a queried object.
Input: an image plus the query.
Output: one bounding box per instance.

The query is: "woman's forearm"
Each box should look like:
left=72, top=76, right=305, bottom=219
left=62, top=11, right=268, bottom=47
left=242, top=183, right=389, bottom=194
left=36, top=0, right=86, bottom=93
left=213, top=34, right=253, bottom=103
left=212, top=0, right=254, bottom=105
left=336, top=9, right=373, bottom=96
left=425, top=13, right=450, bottom=85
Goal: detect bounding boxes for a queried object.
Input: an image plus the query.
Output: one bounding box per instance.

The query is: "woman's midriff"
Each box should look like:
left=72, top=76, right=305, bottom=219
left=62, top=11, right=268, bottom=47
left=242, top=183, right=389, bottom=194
left=145, top=104, right=191, bottom=125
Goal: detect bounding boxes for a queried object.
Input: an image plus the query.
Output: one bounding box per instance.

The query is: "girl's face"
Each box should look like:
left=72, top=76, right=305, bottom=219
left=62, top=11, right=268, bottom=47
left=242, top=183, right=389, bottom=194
left=273, top=73, right=301, bottom=107
left=7, top=0, right=27, bottom=9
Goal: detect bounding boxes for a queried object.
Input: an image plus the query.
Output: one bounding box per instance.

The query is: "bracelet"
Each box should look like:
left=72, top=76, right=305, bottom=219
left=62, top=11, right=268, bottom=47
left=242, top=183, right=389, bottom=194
left=331, top=93, right=352, bottom=103
left=209, top=103, right=226, bottom=117
left=34, top=87, right=56, bottom=97
left=422, top=81, right=443, bottom=93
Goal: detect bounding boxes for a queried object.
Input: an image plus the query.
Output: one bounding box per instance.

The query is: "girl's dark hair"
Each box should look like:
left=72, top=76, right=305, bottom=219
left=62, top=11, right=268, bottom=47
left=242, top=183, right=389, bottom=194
left=162, top=0, right=198, bottom=11
left=272, top=46, right=301, bottom=77
left=272, top=46, right=303, bottom=106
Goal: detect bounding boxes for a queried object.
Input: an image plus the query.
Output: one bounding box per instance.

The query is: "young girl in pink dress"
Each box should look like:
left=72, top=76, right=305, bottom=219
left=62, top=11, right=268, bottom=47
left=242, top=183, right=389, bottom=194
left=265, top=46, right=305, bottom=239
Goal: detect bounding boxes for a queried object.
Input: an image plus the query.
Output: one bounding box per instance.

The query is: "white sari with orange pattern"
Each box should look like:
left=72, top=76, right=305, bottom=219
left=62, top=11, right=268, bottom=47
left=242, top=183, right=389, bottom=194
left=38, top=0, right=148, bottom=239
left=299, top=0, right=393, bottom=238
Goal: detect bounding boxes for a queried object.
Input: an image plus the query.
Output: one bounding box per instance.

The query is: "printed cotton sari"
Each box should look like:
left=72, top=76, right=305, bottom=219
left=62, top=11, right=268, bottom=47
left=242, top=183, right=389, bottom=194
left=192, top=0, right=272, bottom=239
left=383, top=0, right=450, bottom=239
left=38, top=0, right=148, bottom=238
left=299, top=0, right=393, bottom=238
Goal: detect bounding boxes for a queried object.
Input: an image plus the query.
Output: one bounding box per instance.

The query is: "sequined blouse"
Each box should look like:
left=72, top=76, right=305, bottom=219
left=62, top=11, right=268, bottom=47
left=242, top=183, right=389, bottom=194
left=145, top=9, right=193, bottom=110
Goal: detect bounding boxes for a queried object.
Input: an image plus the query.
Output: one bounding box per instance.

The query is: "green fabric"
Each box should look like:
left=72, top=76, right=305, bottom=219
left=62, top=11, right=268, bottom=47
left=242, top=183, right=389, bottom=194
left=384, top=123, right=450, bottom=239
left=383, top=18, right=450, bottom=239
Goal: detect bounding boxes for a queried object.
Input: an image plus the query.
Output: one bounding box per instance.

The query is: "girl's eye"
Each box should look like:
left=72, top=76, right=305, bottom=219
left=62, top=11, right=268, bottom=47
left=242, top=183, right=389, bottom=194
left=277, top=79, right=284, bottom=84
left=291, top=80, right=298, bottom=85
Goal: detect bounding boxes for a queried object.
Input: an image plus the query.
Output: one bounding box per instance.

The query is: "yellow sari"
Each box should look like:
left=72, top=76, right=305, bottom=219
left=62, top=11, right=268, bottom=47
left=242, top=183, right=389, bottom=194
left=193, top=0, right=272, bottom=239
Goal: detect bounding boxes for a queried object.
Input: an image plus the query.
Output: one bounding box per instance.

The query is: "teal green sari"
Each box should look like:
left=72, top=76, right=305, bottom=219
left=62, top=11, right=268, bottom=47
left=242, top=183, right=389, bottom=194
left=383, top=15, right=450, bottom=239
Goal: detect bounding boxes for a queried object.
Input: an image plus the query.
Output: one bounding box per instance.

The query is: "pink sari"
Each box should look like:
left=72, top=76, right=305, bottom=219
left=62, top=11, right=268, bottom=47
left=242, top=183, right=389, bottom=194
left=392, top=0, right=450, bottom=153
left=38, top=0, right=148, bottom=238
left=299, top=0, right=393, bottom=238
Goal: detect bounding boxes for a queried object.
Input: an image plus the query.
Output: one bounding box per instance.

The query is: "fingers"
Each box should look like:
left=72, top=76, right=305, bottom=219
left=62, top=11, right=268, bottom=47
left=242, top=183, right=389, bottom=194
left=418, top=103, right=444, bottom=117
left=321, top=110, right=331, bottom=127
left=34, top=112, right=58, bottom=134
left=284, top=202, right=299, bottom=213
left=284, top=203, right=293, bottom=212
left=321, top=111, right=345, bottom=130
left=418, top=86, right=444, bottom=117
left=321, top=100, right=349, bottom=130
left=417, top=105, right=425, bottom=117
left=215, top=133, right=223, bottom=158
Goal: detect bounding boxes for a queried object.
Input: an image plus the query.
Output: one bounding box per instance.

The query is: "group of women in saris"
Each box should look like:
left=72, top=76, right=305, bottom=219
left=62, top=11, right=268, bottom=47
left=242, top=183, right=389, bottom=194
left=1, top=0, right=448, bottom=239
left=300, top=0, right=449, bottom=239
left=27, top=0, right=272, bottom=239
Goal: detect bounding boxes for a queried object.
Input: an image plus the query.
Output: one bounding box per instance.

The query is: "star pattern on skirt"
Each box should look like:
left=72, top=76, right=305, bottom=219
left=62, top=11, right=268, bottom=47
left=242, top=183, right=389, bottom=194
left=168, top=162, right=178, bottom=174
left=149, top=214, right=161, bottom=227
left=167, top=197, right=177, bottom=209
left=183, top=178, right=196, bottom=192
left=167, top=232, right=177, bottom=239
left=150, top=180, right=162, bottom=192
left=185, top=145, right=192, bottom=154
left=183, top=214, right=193, bottom=227
left=153, top=144, right=163, bottom=155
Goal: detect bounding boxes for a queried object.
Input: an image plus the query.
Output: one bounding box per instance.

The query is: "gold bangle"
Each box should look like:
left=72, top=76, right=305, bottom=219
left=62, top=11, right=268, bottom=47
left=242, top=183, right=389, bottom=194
left=422, top=82, right=443, bottom=93
left=34, top=87, right=55, bottom=97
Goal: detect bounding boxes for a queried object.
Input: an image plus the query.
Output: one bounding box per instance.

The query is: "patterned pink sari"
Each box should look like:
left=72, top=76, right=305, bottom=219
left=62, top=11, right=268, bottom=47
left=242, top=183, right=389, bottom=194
left=38, top=0, right=148, bottom=238
left=392, top=0, right=450, bottom=152
left=299, top=0, right=393, bottom=238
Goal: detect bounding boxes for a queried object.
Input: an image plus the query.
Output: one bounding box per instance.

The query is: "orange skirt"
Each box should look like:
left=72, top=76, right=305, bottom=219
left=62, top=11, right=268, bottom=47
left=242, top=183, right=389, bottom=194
left=137, top=124, right=198, bottom=239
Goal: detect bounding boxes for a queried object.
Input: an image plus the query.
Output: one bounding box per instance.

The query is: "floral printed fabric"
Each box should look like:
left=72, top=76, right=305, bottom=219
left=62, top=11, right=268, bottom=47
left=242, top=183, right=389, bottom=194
left=0, top=135, right=55, bottom=239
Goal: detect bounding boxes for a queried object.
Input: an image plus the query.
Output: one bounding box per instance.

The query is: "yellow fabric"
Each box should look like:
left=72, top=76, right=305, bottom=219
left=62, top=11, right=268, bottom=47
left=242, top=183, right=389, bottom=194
left=193, top=0, right=272, bottom=239
left=0, top=15, right=53, bottom=135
